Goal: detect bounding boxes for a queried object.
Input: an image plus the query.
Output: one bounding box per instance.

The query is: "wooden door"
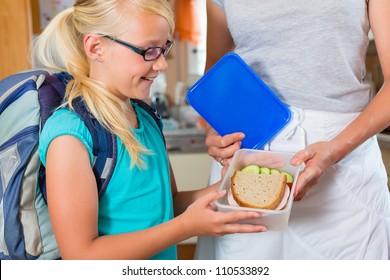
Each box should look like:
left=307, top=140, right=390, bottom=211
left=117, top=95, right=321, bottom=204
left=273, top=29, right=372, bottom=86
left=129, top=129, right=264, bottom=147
left=0, top=0, right=32, bottom=79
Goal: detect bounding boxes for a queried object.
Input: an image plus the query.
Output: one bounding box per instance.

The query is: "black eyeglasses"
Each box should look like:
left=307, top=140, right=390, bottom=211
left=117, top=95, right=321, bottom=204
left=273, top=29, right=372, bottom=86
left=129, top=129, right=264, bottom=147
left=104, top=35, right=174, bottom=61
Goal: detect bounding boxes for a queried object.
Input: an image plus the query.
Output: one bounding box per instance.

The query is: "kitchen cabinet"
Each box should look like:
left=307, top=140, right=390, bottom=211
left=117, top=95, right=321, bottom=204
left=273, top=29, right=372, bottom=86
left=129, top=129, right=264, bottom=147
left=169, top=152, right=212, bottom=192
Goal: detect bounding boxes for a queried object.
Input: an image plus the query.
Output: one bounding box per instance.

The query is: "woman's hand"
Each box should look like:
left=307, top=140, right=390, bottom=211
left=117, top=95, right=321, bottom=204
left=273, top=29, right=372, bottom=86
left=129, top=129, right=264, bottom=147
left=180, top=190, right=267, bottom=237
left=290, top=140, right=341, bottom=200
left=205, top=127, right=245, bottom=166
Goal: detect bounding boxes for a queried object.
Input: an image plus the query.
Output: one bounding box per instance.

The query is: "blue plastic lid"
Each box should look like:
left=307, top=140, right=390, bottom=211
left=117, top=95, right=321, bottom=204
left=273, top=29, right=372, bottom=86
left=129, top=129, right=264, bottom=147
left=186, top=53, right=291, bottom=149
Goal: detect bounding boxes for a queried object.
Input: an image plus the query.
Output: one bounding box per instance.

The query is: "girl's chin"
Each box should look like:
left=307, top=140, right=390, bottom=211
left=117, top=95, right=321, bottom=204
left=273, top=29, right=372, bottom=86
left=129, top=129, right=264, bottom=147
left=134, top=87, right=152, bottom=100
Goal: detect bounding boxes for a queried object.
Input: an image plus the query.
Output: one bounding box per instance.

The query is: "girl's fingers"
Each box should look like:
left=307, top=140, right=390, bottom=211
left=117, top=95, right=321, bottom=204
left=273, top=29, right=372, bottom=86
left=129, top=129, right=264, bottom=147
left=196, top=192, right=268, bottom=234
left=225, top=210, right=261, bottom=222
left=221, top=223, right=267, bottom=234
left=198, top=189, right=226, bottom=207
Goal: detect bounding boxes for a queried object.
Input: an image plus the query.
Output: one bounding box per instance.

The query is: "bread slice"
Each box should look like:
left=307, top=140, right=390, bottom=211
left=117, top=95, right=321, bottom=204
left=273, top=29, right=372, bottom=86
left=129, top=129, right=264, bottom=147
left=231, top=170, right=287, bottom=210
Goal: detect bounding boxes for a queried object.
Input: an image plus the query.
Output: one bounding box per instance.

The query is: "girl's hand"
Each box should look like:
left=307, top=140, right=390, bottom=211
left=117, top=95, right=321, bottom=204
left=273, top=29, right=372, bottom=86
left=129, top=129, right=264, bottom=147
left=205, top=127, right=245, bottom=166
left=290, top=140, right=340, bottom=200
left=180, top=190, right=267, bottom=237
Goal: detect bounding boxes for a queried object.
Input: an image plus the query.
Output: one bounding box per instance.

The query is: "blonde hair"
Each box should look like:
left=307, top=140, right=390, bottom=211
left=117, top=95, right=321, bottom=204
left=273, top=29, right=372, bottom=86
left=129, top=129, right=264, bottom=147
left=32, top=0, right=174, bottom=168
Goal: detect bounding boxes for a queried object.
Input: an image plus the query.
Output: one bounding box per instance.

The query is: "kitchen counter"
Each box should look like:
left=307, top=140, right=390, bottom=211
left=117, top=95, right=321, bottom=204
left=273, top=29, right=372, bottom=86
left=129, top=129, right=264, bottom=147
left=164, top=127, right=208, bottom=153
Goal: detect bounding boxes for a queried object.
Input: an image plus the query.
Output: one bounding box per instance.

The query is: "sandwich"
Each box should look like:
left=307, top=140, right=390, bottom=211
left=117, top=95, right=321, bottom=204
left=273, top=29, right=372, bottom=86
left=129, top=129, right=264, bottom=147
left=230, top=170, right=287, bottom=210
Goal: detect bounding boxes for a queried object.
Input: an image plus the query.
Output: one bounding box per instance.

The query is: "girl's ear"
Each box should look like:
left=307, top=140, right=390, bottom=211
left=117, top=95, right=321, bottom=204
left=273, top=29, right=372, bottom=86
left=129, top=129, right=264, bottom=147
left=84, top=34, right=104, bottom=62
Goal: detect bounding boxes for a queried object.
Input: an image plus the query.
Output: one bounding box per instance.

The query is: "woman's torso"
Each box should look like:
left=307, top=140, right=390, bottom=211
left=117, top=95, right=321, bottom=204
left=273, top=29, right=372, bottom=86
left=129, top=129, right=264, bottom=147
left=213, top=0, right=371, bottom=112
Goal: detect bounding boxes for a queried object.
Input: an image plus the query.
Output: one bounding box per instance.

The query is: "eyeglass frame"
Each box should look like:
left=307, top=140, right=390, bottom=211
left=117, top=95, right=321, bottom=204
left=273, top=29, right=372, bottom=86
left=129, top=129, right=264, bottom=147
left=103, top=35, right=174, bottom=61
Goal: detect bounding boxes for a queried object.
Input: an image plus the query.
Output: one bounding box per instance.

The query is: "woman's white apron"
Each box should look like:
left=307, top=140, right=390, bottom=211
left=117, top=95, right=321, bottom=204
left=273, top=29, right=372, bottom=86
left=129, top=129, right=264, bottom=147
left=196, top=108, right=390, bottom=259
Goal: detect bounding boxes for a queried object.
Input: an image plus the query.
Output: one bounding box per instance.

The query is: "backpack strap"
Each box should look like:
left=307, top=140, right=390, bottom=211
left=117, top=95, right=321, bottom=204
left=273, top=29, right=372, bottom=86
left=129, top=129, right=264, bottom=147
left=71, top=98, right=117, bottom=198
left=131, top=98, right=165, bottom=145
left=39, top=72, right=69, bottom=127
left=38, top=72, right=68, bottom=202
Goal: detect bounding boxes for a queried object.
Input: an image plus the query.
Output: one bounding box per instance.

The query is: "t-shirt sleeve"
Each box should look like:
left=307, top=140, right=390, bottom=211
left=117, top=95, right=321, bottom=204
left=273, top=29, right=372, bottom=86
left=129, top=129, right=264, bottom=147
left=212, top=0, right=224, bottom=9
left=39, top=108, right=94, bottom=167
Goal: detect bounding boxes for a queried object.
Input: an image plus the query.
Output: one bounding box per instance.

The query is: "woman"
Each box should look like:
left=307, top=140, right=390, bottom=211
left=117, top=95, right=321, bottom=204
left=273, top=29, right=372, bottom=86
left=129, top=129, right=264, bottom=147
left=196, top=0, right=390, bottom=259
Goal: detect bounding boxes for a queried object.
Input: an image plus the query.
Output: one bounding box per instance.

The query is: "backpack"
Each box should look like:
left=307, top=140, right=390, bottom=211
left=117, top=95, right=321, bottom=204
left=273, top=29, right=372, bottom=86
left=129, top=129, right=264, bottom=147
left=0, top=69, right=163, bottom=260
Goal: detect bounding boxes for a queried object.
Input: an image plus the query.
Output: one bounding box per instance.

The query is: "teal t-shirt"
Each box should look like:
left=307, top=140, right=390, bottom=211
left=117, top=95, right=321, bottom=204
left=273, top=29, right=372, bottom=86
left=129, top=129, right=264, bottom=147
left=39, top=102, right=176, bottom=260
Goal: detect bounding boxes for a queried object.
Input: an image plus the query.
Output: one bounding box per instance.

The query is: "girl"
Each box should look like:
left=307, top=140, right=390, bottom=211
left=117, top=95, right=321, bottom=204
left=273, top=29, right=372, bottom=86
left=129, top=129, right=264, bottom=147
left=36, top=0, right=266, bottom=260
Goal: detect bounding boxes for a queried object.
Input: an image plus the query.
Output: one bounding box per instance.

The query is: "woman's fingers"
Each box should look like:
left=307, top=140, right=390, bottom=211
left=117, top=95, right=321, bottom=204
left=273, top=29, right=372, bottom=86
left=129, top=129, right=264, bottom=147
left=206, top=132, right=245, bottom=148
left=290, top=147, right=313, bottom=166
left=291, top=144, right=327, bottom=199
left=206, top=132, right=245, bottom=159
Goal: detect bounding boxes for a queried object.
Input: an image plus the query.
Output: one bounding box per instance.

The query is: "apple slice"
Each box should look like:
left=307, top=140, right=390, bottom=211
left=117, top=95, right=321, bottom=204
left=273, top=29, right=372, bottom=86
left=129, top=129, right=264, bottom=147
left=270, top=168, right=281, bottom=174
left=259, top=166, right=271, bottom=174
left=240, top=164, right=261, bottom=174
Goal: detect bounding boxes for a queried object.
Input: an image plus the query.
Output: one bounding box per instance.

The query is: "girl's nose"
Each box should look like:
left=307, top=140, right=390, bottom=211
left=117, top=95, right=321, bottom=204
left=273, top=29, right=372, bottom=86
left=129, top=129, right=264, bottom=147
left=153, top=55, right=168, bottom=71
